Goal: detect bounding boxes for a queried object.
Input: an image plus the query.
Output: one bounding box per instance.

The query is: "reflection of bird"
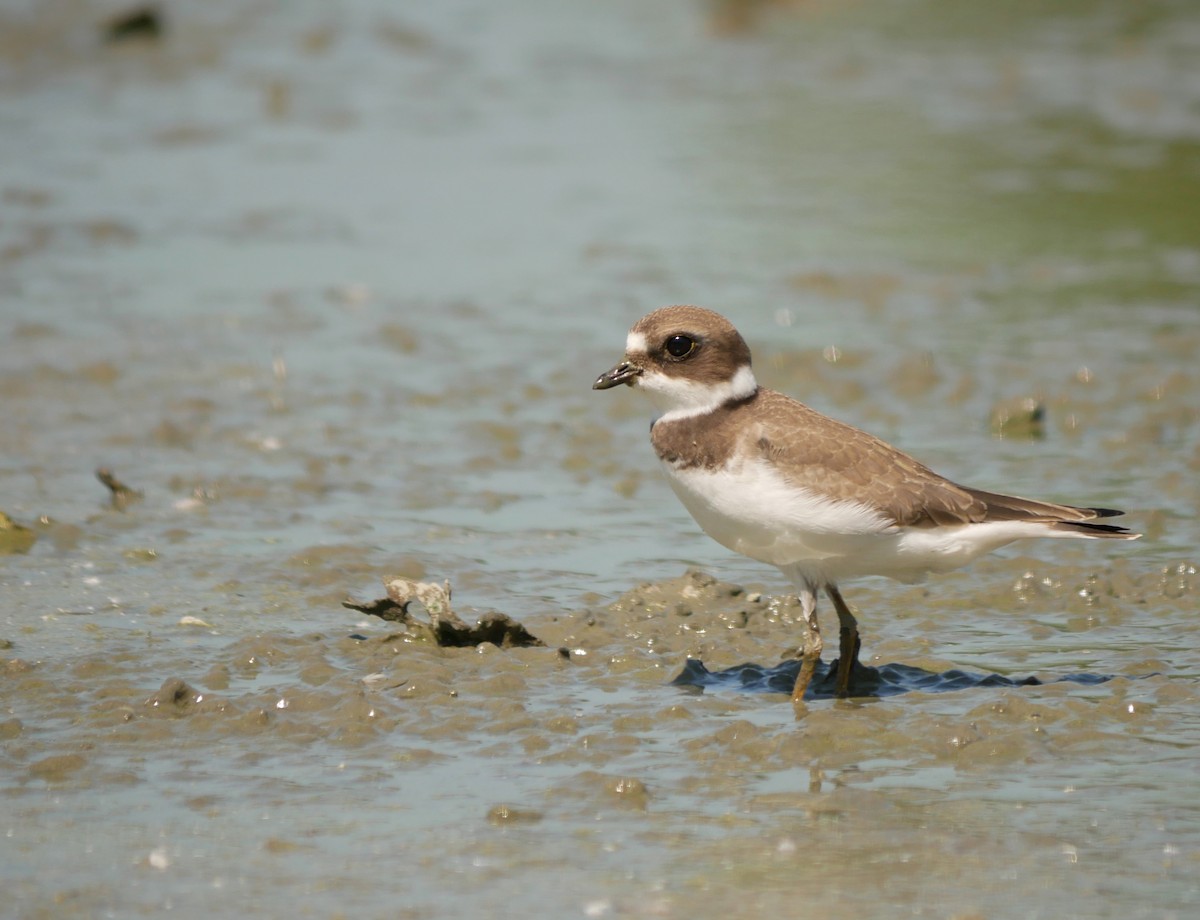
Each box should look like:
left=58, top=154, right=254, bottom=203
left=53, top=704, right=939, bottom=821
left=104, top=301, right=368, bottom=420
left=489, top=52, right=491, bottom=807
left=594, top=305, right=1141, bottom=702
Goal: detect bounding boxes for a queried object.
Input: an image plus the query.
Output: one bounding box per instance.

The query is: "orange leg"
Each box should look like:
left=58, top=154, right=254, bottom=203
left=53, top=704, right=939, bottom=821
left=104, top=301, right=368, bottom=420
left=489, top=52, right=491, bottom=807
left=790, top=581, right=822, bottom=704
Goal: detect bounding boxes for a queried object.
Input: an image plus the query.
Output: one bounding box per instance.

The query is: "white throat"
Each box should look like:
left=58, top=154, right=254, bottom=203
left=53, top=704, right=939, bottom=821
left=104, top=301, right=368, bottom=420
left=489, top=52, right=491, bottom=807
left=638, top=364, right=758, bottom=422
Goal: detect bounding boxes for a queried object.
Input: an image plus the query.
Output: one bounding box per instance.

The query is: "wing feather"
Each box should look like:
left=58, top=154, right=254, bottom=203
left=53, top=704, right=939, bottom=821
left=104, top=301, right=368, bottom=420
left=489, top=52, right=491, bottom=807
left=752, top=389, right=1122, bottom=529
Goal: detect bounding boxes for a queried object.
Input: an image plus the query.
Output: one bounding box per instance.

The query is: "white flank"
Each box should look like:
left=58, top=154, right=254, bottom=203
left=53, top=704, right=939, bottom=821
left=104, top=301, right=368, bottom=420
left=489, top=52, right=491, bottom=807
left=662, top=456, right=1090, bottom=585
left=640, top=364, right=758, bottom=422
left=662, top=457, right=893, bottom=569
left=887, top=519, right=1100, bottom=580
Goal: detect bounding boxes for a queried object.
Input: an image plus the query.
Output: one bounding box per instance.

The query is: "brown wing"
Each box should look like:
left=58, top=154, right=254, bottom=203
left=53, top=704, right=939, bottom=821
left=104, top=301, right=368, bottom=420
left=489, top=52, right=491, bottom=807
left=752, top=389, right=1120, bottom=529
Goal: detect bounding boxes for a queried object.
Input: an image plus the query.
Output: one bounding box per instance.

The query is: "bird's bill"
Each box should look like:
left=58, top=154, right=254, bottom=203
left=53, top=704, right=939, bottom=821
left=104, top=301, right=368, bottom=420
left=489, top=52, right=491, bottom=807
left=592, top=359, right=643, bottom=390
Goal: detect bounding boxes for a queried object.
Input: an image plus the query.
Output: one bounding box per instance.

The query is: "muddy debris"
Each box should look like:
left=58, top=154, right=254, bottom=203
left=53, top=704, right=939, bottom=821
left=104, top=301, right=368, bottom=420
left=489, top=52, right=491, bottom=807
left=103, top=5, right=164, bottom=44
left=0, top=511, right=37, bottom=555
left=96, top=467, right=142, bottom=510
left=989, top=396, right=1046, bottom=439
left=145, top=677, right=204, bottom=714
left=486, top=804, right=544, bottom=825
left=344, top=577, right=545, bottom=649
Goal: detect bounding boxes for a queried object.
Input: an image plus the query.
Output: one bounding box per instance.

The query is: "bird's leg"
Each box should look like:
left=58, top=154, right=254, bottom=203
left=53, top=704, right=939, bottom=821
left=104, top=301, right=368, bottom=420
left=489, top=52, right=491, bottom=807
left=791, top=582, right=822, bottom=704
left=825, top=584, right=860, bottom=698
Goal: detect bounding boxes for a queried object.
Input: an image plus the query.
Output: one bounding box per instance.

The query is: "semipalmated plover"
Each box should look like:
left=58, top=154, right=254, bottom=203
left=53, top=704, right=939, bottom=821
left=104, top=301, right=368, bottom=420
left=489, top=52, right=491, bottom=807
left=593, top=305, right=1140, bottom=702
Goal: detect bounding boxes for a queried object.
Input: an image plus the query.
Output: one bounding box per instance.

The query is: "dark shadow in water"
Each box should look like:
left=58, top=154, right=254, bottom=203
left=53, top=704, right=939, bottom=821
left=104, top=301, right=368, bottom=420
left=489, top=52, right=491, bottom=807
left=670, top=658, right=1115, bottom=701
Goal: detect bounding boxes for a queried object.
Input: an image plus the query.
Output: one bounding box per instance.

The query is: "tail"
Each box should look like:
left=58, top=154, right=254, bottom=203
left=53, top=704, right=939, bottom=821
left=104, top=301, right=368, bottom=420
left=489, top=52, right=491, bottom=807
left=967, top=488, right=1142, bottom=540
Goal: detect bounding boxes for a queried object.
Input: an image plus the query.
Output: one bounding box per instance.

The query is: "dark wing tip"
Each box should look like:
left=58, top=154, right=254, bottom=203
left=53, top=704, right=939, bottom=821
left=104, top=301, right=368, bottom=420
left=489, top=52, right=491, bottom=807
left=1055, top=520, right=1142, bottom=539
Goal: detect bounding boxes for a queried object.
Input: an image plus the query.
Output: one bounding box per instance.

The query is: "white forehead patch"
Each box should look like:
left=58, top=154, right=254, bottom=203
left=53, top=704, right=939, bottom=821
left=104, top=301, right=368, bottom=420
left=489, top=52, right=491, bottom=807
left=625, top=330, right=648, bottom=355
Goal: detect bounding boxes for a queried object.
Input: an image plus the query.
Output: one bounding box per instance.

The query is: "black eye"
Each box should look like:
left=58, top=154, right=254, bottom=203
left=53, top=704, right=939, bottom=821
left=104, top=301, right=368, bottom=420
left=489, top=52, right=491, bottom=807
left=664, top=334, right=698, bottom=359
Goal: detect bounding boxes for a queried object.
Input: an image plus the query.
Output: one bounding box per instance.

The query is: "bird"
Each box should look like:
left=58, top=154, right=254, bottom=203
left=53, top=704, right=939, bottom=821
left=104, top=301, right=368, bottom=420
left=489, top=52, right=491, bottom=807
left=592, top=305, right=1141, bottom=702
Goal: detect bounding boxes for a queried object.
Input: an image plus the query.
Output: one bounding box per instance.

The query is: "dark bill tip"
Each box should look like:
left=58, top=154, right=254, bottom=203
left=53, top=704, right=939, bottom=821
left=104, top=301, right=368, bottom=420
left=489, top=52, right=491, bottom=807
left=592, top=361, right=642, bottom=390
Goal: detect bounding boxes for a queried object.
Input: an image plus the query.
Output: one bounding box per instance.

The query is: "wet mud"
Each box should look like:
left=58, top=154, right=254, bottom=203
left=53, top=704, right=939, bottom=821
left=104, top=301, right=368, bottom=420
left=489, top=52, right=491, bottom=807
left=3, top=0, right=1200, bottom=918
left=4, top=557, right=1198, bottom=916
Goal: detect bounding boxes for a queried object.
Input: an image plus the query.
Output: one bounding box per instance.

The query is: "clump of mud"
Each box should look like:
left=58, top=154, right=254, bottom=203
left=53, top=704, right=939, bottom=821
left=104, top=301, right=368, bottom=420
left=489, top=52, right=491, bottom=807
left=344, top=576, right=544, bottom=649
left=0, top=511, right=37, bottom=555
left=95, top=467, right=142, bottom=510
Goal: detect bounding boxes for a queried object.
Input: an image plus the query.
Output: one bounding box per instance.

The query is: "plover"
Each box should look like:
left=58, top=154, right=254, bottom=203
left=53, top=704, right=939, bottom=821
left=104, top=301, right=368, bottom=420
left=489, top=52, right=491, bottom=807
left=593, top=305, right=1140, bottom=702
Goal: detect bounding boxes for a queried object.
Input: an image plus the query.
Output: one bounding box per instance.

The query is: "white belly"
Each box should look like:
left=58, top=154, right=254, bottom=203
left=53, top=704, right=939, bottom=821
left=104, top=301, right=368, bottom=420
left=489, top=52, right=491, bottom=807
left=661, top=458, right=1044, bottom=584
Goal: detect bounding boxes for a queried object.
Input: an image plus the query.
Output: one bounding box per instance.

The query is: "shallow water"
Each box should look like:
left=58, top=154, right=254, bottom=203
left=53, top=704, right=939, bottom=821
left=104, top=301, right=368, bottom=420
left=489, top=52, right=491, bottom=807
left=2, top=1, right=1199, bottom=917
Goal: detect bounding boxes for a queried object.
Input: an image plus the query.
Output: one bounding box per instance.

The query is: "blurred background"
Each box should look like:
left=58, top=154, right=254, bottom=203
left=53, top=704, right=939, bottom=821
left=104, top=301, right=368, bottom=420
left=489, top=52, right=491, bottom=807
left=3, top=0, right=1196, bottom=595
